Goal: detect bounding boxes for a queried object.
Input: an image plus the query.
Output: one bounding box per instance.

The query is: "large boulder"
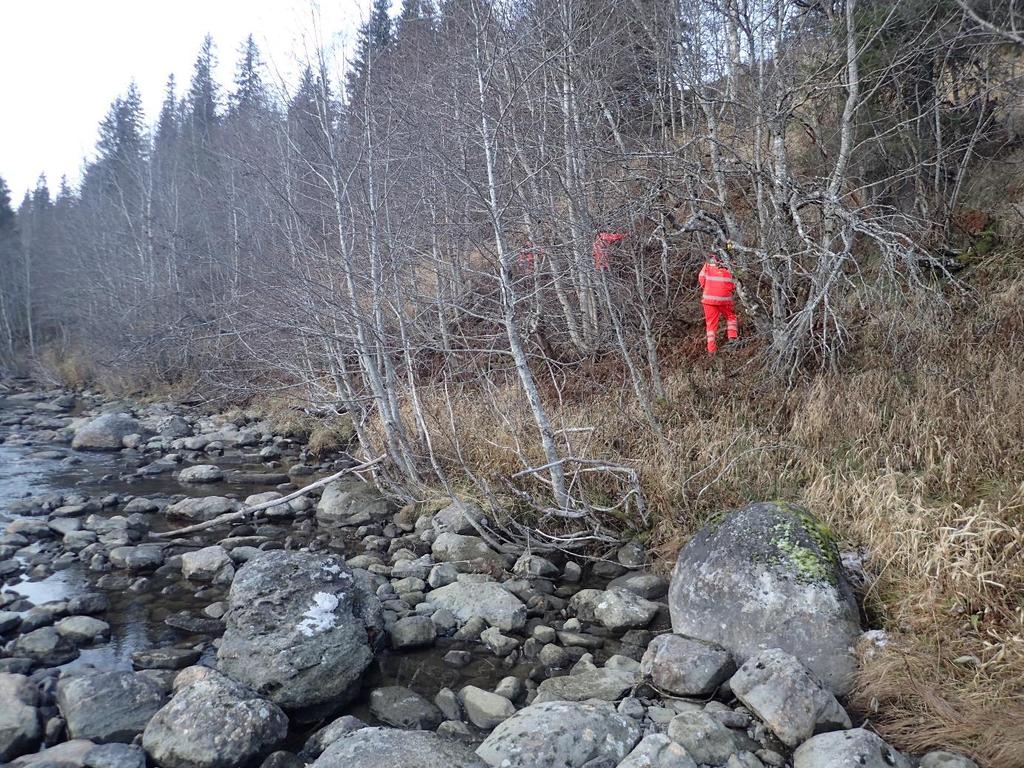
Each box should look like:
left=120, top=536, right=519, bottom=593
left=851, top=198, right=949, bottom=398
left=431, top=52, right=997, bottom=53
left=640, top=634, right=735, bottom=696
left=0, top=673, right=41, bottom=762
left=165, top=497, right=240, bottom=523
left=316, top=480, right=392, bottom=528
left=72, top=413, right=141, bottom=451
left=730, top=648, right=851, bottom=747
left=57, top=671, right=167, bottom=743
left=793, top=728, right=912, bottom=768
left=476, top=700, right=640, bottom=767
left=568, top=588, right=660, bottom=631
left=311, top=728, right=486, bottom=768
left=668, top=502, right=861, bottom=694
left=142, top=671, right=287, bottom=768
left=427, top=582, right=526, bottom=631
left=217, top=551, right=382, bottom=710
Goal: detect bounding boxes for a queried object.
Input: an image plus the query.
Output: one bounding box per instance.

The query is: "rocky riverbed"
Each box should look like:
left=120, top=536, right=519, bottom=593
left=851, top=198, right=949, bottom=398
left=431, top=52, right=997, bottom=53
left=0, top=382, right=980, bottom=768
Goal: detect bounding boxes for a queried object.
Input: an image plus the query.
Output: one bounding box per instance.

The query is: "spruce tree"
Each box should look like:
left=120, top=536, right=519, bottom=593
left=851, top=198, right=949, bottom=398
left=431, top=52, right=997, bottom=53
left=186, top=35, right=219, bottom=139
left=347, top=0, right=393, bottom=105
left=229, top=35, right=269, bottom=118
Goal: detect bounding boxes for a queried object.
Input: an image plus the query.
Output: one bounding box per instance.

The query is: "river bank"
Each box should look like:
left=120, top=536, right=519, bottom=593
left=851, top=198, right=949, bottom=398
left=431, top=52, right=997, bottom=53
left=0, top=380, right=980, bottom=768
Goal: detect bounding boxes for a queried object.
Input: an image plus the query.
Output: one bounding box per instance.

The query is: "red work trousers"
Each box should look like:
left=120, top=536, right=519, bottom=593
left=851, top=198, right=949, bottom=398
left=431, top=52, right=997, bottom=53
left=702, top=301, right=738, bottom=353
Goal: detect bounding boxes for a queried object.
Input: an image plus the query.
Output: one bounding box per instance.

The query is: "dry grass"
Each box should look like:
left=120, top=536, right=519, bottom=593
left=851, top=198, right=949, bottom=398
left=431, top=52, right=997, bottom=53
left=386, top=269, right=1024, bottom=767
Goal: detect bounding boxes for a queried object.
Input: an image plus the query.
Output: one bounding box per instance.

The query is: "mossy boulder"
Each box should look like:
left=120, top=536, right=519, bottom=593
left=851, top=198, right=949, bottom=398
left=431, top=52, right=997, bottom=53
left=668, top=502, right=860, bottom=695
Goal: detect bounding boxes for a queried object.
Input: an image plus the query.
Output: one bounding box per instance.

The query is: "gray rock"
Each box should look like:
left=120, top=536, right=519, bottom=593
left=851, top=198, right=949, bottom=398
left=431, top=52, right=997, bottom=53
left=668, top=502, right=861, bottom=695
left=131, top=647, right=201, bottom=670
left=311, top=727, right=486, bottom=768
left=666, top=711, right=741, bottom=766
left=534, top=667, right=638, bottom=703
left=727, top=754, right=766, bottom=768
left=177, top=465, right=224, bottom=483
left=477, top=700, right=639, bottom=767
left=792, top=729, right=911, bottom=768
left=480, top=626, right=519, bottom=657
left=730, top=648, right=851, bottom=748
left=537, top=643, right=570, bottom=669
left=217, top=551, right=381, bottom=710
left=316, top=480, right=392, bottom=528
left=0, top=673, right=41, bottom=762
left=428, top=563, right=459, bottom=588
left=165, top=496, right=240, bottom=522
left=607, top=572, right=669, bottom=600
left=72, top=413, right=141, bottom=451
left=640, top=634, right=735, bottom=696
left=435, top=688, right=462, bottom=721
left=181, top=546, right=234, bottom=583
left=0, top=610, right=23, bottom=633
left=58, top=671, right=167, bottom=743
left=431, top=533, right=504, bottom=571
left=6, top=627, right=79, bottom=665
left=143, top=671, right=287, bottom=768
left=512, top=553, right=558, bottom=578
left=617, top=541, right=647, bottom=568
left=458, top=685, right=515, bottom=729
left=428, top=581, right=526, bottom=631
left=67, top=593, right=108, bottom=615
left=617, top=734, right=698, bottom=768
left=494, top=677, right=525, bottom=703
left=156, top=416, right=192, bottom=439
left=369, top=686, right=444, bottom=730
left=391, top=615, right=436, bottom=650
left=302, top=715, right=367, bottom=759
left=122, top=497, right=160, bottom=514
left=83, top=743, right=147, bottom=768
left=108, top=544, right=164, bottom=571
left=920, top=751, right=980, bottom=768
left=568, top=588, right=659, bottom=631
left=8, top=739, right=95, bottom=768
left=432, top=501, right=485, bottom=535
left=55, top=616, right=111, bottom=644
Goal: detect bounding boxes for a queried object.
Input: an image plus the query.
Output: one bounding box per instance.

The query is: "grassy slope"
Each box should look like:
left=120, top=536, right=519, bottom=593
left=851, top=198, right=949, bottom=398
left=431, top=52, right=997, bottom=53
left=414, top=251, right=1024, bottom=767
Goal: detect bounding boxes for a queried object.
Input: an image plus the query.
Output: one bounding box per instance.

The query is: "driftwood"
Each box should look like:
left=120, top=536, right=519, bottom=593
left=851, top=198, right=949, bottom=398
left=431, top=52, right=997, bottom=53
left=153, top=455, right=386, bottom=538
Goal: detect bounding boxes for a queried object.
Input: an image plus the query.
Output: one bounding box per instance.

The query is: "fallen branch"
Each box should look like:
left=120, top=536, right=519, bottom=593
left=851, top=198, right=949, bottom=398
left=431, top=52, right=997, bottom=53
left=152, top=455, right=386, bottom=538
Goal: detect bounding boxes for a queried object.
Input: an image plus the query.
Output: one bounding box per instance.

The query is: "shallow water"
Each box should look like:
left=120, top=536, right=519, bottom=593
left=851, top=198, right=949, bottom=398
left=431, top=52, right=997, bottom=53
left=0, top=394, right=528, bottom=726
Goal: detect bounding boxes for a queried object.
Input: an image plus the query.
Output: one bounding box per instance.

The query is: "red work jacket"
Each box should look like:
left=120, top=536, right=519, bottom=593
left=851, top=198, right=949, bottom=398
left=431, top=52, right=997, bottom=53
left=698, top=262, right=735, bottom=304
left=593, top=232, right=625, bottom=271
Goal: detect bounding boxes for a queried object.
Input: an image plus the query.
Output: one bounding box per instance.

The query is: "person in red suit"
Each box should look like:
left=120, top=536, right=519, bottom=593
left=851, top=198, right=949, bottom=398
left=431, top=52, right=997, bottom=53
left=592, top=231, right=625, bottom=271
left=698, top=252, right=738, bottom=354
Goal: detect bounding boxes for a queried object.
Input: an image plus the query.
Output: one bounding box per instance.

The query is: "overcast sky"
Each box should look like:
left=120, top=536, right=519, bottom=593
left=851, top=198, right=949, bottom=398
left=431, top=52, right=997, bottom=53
left=0, top=0, right=371, bottom=202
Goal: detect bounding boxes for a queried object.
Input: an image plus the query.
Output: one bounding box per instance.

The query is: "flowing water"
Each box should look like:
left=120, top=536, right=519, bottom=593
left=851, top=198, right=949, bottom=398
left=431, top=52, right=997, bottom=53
left=0, top=392, right=535, bottom=730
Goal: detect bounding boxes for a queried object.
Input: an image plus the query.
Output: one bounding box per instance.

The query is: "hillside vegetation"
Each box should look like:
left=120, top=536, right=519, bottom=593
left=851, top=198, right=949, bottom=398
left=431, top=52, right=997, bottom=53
left=1, top=0, right=1023, bottom=763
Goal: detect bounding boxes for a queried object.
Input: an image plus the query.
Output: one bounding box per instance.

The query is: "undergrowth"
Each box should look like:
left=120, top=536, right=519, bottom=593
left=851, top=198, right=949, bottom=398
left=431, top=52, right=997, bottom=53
left=403, top=259, right=1024, bottom=767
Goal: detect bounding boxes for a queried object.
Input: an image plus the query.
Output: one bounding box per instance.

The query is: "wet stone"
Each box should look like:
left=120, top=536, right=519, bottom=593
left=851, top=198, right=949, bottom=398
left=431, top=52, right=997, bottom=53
left=369, top=685, right=444, bottom=730
left=131, top=647, right=202, bottom=671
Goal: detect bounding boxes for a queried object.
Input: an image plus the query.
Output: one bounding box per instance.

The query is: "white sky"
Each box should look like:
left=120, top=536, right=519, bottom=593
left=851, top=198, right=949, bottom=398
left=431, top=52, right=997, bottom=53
left=0, top=0, right=372, bottom=201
